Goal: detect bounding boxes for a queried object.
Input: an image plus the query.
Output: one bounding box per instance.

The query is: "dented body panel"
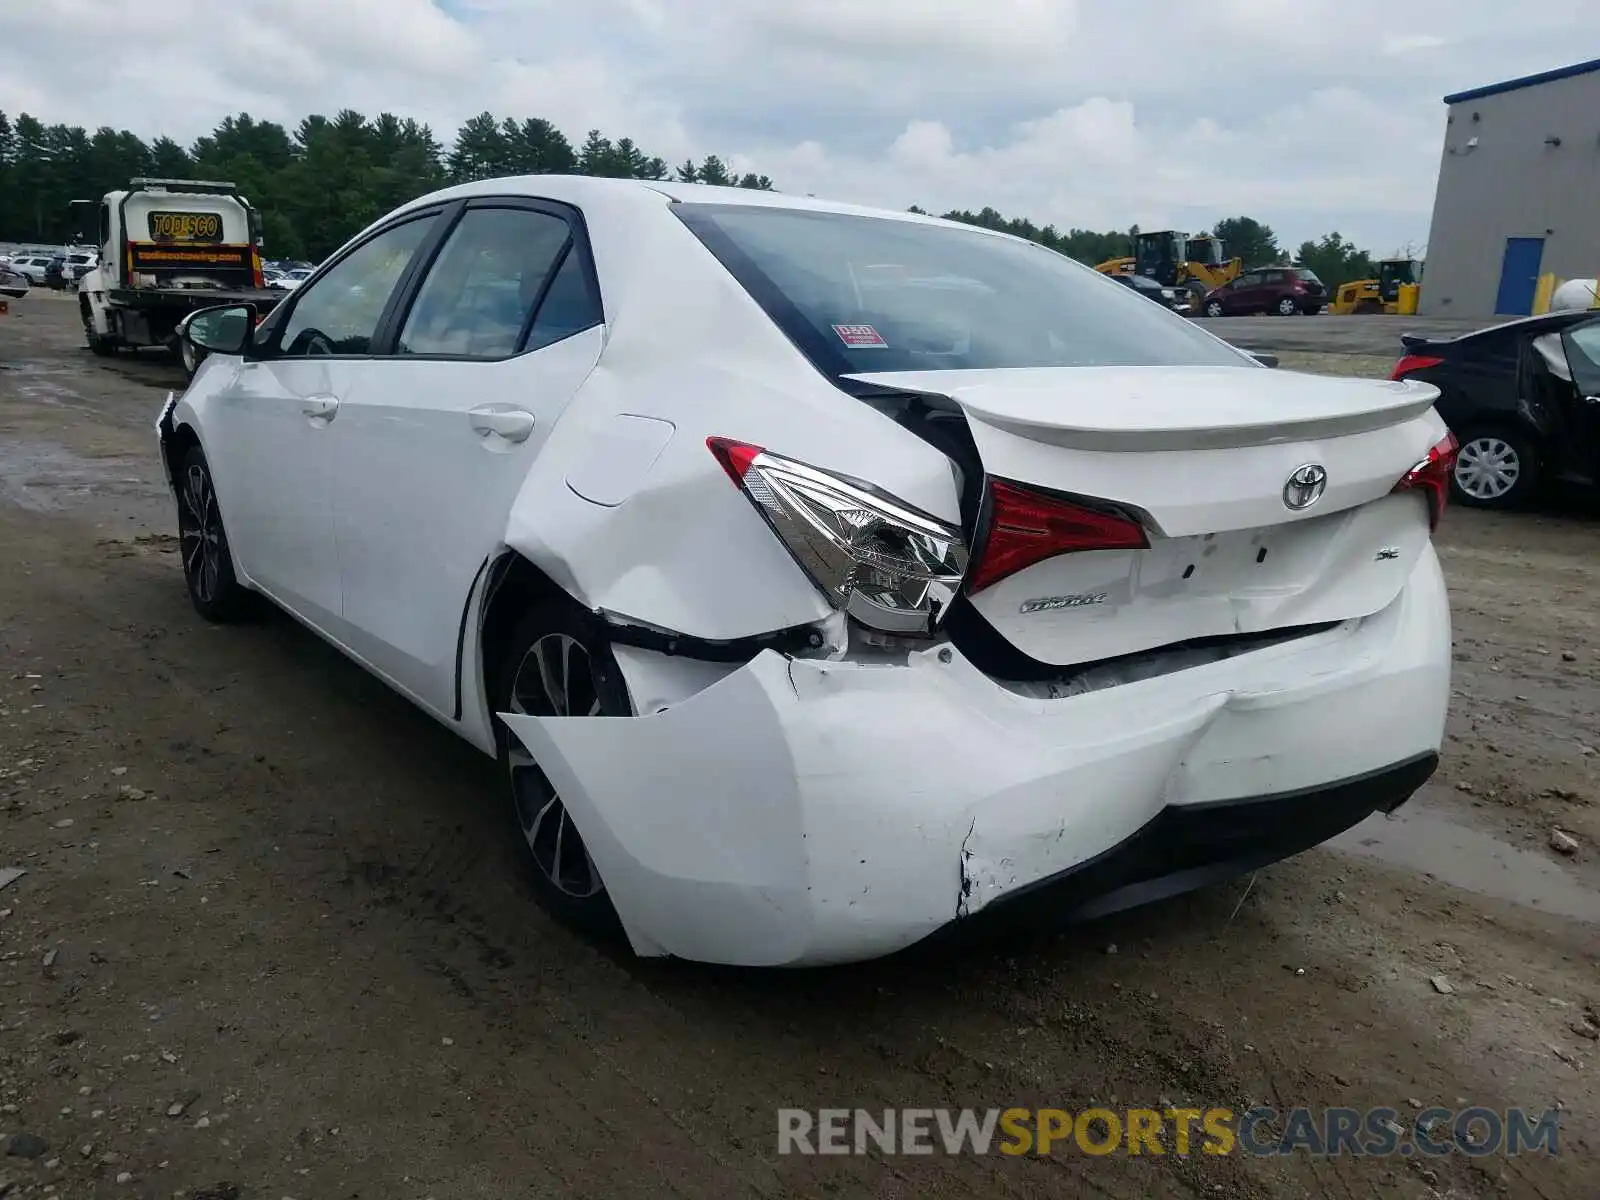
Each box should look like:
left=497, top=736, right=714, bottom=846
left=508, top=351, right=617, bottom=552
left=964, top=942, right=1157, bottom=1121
left=501, top=547, right=1450, bottom=966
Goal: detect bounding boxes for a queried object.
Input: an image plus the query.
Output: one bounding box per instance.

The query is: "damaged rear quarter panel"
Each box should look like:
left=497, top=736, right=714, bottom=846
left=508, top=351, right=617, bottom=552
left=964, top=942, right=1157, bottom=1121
left=499, top=192, right=962, bottom=642
left=501, top=363, right=962, bottom=641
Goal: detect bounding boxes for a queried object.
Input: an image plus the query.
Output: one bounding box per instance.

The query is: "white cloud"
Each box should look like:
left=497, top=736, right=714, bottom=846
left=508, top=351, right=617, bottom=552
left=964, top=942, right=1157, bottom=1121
left=1383, top=34, right=1449, bottom=56
left=750, top=0, right=1079, bottom=62
left=1, top=0, right=1598, bottom=251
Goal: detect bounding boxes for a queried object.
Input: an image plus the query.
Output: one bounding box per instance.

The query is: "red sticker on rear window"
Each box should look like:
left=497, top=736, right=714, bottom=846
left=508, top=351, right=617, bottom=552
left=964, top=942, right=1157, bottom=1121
left=832, top=323, right=888, bottom=348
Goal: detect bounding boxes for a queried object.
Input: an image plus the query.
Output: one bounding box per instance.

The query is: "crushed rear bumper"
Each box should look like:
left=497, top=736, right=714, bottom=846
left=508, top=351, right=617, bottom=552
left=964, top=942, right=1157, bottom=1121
left=501, top=546, right=1450, bottom=966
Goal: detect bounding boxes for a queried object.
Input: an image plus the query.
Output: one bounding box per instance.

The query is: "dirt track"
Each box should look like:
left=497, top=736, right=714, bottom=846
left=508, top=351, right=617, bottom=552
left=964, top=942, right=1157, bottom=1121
left=2, top=292, right=1599, bottom=1199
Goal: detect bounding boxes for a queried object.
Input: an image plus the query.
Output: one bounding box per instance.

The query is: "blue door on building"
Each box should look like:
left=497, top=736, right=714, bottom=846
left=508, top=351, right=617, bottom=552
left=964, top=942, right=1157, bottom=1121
left=1494, top=237, right=1545, bottom=316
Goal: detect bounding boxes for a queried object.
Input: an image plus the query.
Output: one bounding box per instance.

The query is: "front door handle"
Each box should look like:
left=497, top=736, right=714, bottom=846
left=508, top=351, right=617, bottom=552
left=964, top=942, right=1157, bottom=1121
left=469, top=405, right=535, bottom=444
left=1584, top=395, right=1600, bottom=406
left=302, top=394, right=339, bottom=422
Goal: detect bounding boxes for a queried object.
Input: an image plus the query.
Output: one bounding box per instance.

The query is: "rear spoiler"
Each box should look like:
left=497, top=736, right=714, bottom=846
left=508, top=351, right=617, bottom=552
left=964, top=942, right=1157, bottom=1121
left=1399, top=333, right=1435, bottom=351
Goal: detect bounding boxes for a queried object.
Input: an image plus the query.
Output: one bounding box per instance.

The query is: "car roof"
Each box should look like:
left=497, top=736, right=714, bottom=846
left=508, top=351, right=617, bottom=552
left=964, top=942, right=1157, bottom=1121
left=1403, top=308, right=1595, bottom=349
left=396, top=174, right=1003, bottom=236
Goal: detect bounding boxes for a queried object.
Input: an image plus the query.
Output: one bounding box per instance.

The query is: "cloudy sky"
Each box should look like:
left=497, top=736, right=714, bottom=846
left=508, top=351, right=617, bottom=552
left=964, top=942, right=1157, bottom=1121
left=4, top=0, right=1598, bottom=253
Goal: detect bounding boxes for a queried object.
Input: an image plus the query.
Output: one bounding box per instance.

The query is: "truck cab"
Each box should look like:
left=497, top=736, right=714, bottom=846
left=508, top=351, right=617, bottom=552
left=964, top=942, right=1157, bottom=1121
left=76, top=178, right=281, bottom=371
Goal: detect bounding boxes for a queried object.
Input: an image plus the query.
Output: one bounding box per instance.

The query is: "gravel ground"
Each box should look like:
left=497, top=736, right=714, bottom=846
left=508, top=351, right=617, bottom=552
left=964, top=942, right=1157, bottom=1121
left=2, top=292, right=1598, bottom=1199
left=1201, top=313, right=1482, bottom=359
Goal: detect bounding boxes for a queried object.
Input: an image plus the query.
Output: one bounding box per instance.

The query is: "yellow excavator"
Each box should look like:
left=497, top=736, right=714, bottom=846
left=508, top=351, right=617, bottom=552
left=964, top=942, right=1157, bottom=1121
left=1095, top=231, right=1242, bottom=308
left=1329, top=258, right=1423, bottom=315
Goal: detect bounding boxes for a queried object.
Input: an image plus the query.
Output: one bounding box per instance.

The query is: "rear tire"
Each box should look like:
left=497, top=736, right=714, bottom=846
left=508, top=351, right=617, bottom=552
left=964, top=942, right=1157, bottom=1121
left=176, top=445, right=251, bottom=621
left=1275, top=296, right=1297, bottom=316
left=1450, top=428, right=1540, bottom=510
left=490, top=601, right=628, bottom=942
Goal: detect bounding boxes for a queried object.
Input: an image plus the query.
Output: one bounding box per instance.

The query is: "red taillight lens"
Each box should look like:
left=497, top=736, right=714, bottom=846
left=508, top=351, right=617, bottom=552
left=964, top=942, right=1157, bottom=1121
left=706, top=436, right=762, bottom=485
left=1390, top=353, right=1443, bottom=380
left=968, top=479, right=1148, bottom=594
left=1391, top=431, right=1459, bottom=531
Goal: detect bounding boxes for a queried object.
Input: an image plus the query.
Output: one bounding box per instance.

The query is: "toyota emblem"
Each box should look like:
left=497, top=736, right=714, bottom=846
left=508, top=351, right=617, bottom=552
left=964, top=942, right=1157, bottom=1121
left=1282, top=464, right=1328, bottom=510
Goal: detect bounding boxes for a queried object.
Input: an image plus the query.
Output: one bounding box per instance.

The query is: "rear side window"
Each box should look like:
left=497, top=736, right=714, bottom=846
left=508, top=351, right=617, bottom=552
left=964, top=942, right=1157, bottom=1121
left=1293, top=268, right=1322, bottom=283
left=398, top=208, right=571, bottom=358
left=525, top=247, right=603, bottom=352
left=676, top=205, right=1251, bottom=377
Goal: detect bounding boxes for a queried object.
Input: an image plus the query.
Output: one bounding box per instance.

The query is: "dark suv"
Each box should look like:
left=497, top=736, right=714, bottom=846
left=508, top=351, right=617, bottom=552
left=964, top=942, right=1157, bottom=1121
left=1202, top=267, right=1326, bottom=317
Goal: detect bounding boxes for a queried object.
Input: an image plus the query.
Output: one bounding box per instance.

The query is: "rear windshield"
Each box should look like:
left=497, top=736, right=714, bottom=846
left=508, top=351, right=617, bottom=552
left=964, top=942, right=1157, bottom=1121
left=675, top=205, right=1252, bottom=377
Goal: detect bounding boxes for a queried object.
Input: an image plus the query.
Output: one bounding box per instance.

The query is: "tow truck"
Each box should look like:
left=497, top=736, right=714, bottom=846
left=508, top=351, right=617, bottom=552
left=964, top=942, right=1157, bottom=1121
left=73, top=178, right=285, bottom=376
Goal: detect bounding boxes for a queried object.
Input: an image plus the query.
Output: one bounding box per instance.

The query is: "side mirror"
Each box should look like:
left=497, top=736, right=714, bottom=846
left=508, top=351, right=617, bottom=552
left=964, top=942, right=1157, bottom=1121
left=180, top=304, right=254, bottom=355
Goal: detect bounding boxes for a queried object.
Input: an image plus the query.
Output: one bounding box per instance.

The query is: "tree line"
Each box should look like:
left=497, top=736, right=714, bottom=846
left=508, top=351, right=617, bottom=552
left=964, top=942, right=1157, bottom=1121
left=0, top=109, right=772, bottom=262
left=0, top=105, right=1391, bottom=287
left=920, top=206, right=1394, bottom=291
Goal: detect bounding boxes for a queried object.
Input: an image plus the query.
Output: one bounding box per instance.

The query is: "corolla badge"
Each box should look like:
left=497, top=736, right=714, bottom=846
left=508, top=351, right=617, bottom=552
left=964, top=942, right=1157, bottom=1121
left=1282, top=463, right=1328, bottom=511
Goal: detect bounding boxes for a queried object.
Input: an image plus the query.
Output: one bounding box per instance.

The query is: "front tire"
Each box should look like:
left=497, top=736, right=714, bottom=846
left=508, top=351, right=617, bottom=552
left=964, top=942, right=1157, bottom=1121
left=1205, top=299, right=1224, bottom=318
left=176, top=445, right=250, bottom=621
left=179, top=337, right=205, bottom=379
left=81, top=298, right=117, bottom=357
left=491, top=602, right=628, bottom=940
left=1450, top=429, right=1540, bottom=509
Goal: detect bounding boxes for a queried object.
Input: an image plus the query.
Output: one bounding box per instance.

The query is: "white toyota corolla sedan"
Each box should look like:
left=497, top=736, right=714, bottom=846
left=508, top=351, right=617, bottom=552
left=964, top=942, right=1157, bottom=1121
left=163, top=177, right=1454, bottom=966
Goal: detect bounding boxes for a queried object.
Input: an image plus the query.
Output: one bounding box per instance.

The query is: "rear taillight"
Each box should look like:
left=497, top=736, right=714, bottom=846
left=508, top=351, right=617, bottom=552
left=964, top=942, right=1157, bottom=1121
left=707, top=438, right=968, bottom=633
left=1391, top=431, right=1459, bottom=531
left=968, top=479, right=1148, bottom=595
left=1390, top=353, right=1443, bottom=380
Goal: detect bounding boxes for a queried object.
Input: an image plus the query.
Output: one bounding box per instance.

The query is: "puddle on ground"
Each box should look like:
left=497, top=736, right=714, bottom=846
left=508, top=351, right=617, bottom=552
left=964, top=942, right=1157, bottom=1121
left=1329, top=795, right=1600, bottom=924
left=0, top=438, right=161, bottom=513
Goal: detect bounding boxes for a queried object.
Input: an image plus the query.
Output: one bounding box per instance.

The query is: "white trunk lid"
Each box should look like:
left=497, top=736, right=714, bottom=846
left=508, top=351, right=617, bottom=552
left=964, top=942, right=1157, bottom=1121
left=848, top=365, right=1446, bottom=667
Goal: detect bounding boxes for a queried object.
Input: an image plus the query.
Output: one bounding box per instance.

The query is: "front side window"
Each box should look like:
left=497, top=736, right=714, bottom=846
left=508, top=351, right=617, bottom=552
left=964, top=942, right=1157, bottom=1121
left=275, top=216, right=435, bottom=357
left=678, top=206, right=1250, bottom=377
left=398, top=208, right=577, bottom=358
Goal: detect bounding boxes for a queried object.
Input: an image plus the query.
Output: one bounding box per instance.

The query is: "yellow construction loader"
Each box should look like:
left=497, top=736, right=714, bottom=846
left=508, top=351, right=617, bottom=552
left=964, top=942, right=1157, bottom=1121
left=1329, top=258, right=1423, bottom=315
left=1095, top=231, right=1242, bottom=309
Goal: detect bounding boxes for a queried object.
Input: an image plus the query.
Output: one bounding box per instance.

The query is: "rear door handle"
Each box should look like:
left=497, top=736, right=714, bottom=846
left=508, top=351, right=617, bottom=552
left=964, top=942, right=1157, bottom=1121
left=469, top=405, right=535, bottom=444
left=302, top=394, right=339, bottom=422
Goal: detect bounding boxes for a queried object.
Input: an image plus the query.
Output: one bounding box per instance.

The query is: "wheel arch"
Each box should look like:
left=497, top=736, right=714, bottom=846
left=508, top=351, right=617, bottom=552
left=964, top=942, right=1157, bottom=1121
left=469, top=549, right=579, bottom=736
left=160, top=420, right=202, bottom=496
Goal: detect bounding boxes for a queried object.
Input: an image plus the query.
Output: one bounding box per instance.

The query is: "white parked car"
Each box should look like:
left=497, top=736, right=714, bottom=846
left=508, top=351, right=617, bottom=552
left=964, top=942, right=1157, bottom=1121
left=162, top=178, right=1455, bottom=966
left=271, top=267, right=312, bottom=292
left=63, top=251, right=98, bottom=281
left=8, top=254, right=57, bottom=284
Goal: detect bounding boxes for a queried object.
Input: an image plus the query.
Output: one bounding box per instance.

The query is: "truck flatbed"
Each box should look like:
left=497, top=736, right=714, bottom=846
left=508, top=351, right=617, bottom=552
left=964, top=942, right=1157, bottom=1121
left=106, top=285, right=284, bottom=314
